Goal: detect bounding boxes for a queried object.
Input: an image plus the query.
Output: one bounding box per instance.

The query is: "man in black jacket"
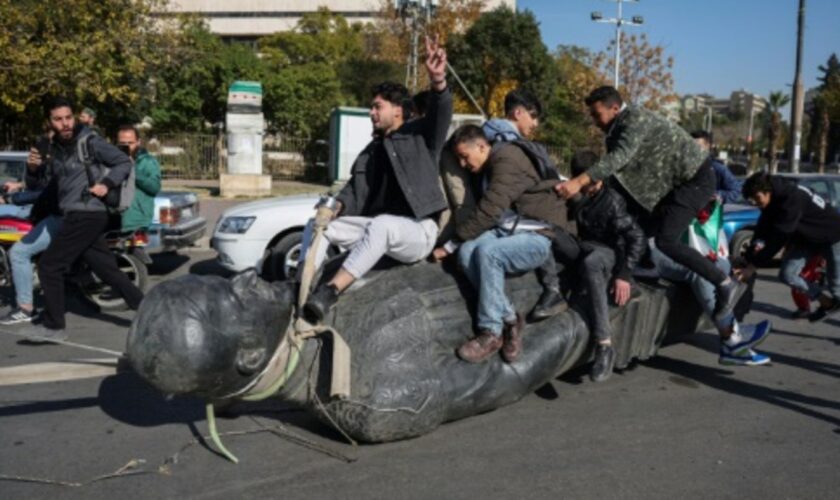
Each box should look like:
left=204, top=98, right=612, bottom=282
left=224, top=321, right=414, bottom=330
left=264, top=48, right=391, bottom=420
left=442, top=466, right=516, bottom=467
left=563, top=151, right=646, bottom=382
left=738, top=172, right=840, bottom=322
left=304, top=37, right=452, bottom=322
left=25, top=97, right=144, bottom=341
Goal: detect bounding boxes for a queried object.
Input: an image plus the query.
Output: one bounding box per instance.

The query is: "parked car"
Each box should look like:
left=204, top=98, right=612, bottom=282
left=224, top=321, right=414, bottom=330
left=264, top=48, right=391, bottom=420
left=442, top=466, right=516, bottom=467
left=725, top=173, right=840, bottom=257
left=0, top=150, right=206, bottom=252
left=211, top=193, right=323, bottom=279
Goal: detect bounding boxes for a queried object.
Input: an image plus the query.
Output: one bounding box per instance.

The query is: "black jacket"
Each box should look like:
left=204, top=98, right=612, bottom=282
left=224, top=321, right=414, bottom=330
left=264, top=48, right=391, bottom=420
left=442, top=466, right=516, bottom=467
left=570, top=186, right=646, bottom=281
left=49, top=125, right=132, bottom=214
left=748, top=176, right=840, bottom=265
left=337, top=87, right=452, bottom=220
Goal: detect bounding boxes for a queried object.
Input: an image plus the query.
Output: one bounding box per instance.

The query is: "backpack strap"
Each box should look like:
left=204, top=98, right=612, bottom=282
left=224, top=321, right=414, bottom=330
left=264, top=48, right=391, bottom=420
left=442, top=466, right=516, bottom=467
left=76, top=132, right=98, bottom=187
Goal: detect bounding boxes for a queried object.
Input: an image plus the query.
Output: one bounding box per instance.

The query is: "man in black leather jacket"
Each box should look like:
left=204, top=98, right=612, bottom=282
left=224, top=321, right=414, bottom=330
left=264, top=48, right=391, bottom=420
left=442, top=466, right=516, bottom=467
left=563, top=151, right=645, bottom=382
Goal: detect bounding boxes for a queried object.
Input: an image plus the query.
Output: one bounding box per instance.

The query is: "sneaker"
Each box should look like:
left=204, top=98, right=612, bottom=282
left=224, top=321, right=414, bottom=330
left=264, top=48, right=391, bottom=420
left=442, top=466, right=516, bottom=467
left=714, top=279, right=748, bottom=322
left=808, top=296, right=840, bottom=323
left=529, top=289, right=568, bottom=321
left=719, top=347, right=771, bottom=366
left=0, top=307, right=35, bottom=326
left=590, top=344, right=616, bottom=383
left=721, top=320, right=772, bottom=354
left=457, top=330, right=504, bottom=363
left=22, top=324, right=68, bottom=344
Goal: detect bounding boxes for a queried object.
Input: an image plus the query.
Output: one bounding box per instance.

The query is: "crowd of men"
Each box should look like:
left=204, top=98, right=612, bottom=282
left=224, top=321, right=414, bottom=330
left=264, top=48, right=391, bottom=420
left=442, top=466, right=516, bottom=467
left=7, top=37, right=840, bottom=385
left=1, top=98, right=161, bottom=340
left=301, top=37, right=840, bottom=382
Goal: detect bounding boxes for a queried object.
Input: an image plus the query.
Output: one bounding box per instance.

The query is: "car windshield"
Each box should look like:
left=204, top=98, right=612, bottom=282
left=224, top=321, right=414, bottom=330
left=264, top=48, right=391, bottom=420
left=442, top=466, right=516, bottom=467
left=0, top=157, right=25, bottom=184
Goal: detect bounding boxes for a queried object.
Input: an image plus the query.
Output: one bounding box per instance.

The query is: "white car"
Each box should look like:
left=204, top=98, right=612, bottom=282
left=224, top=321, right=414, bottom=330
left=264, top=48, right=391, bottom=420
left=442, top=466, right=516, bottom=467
left=211, top=193, right=322, bottom=279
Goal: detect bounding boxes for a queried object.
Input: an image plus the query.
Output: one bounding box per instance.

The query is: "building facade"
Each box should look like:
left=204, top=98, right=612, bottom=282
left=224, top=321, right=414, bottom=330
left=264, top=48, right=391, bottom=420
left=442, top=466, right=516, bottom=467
left=162, top=0, right=517, bottom=40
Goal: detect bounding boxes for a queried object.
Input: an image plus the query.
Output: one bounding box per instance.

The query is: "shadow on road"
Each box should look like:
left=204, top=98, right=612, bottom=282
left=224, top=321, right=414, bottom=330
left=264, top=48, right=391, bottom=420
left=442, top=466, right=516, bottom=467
left=750, top=300, right=795, bottom=319
left=189, top=257, right=233, bottom=278
left=149, top=252, right=191, bottom=276
left=643, top=355, right=840, bottom=429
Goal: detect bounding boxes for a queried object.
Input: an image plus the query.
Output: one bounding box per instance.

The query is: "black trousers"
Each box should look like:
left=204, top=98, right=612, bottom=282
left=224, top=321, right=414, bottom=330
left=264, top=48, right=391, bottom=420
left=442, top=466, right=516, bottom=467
left=39, top=211, right=144, bottom=330
left=537, top=227, right=581, bottom=292
left=650, top=162, right=728, bottom=286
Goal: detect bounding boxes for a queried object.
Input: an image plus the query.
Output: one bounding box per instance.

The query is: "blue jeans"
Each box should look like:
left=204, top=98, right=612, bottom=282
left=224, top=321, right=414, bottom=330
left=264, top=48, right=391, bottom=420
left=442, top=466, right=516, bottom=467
left=779, top=241, right=840, bottom=299
left=458, top=228, right=551, bottom=335
left=650, top=241, right=733, bottom=330
left=9, top=215, right=61, bottom=307
left=0, top=205, right=31, bottom=219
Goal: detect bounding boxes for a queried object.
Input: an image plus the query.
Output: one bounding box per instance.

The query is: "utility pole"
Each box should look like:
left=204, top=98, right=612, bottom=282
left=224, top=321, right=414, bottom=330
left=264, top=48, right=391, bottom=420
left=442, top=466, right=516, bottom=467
left=591, top=0, right=644, bottom=87
left=395, top=0, right=438, bottom=92
left=789, top=0, right=806, bottom=173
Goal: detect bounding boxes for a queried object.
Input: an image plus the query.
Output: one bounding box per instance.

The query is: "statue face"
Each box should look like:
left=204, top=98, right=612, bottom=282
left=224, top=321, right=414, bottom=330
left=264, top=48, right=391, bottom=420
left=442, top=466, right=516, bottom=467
left=127, top=271, right=295, bottom=399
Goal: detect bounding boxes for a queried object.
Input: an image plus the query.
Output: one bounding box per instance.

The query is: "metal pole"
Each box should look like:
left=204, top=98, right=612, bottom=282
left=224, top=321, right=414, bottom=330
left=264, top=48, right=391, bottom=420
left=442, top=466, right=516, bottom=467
left=614, top=0, right=622, bottom=87
left=790, top=0, right=806, bottom=173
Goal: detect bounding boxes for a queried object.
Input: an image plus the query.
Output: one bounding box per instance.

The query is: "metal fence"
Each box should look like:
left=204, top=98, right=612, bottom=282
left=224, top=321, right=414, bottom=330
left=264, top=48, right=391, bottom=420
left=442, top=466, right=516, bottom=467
left=146, top=133, right=330, bottom=182
left=146, top=134, right=223, bottom=180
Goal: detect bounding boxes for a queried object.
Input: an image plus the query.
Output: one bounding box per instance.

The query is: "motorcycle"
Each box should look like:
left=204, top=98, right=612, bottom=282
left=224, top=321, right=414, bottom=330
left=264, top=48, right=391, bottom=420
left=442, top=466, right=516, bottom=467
left=0, top=214, right=150, bottom=312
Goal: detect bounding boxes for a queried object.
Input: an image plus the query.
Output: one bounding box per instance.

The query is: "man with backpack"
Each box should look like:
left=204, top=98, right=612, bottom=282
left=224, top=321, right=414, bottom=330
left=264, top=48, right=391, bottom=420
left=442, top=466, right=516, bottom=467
left=26, top=97, right=144, bottom=341
left=445, top=124, right=571, bottom=363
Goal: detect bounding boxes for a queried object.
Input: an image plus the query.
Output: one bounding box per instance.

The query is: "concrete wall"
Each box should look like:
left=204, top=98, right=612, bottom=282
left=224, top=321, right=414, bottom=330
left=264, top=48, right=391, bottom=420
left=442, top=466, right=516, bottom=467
left=163, top=0, right=517, bottom=37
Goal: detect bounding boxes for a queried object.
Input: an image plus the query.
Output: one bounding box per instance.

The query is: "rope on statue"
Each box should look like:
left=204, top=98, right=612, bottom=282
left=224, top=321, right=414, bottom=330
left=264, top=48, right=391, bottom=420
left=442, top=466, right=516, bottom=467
left=206, top=197, right=353, bottom=463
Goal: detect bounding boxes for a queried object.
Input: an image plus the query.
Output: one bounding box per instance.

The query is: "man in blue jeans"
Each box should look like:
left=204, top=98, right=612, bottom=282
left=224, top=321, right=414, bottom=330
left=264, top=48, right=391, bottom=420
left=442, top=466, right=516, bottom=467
left=0, top=132, right=59, bottom=325
left=441, top=125, right=572, bottom=363
left=738, top=172, right=840, bottom=322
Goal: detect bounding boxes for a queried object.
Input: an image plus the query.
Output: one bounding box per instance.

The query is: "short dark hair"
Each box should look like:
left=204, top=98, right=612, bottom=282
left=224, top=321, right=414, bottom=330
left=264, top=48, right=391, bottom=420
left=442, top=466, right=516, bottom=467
left=117, top=124, right=140, bottom=140
left=504, top=89, right=542, bottom=118
left=450, top=124, right=489, bottom=148
left=371, top=81, right=410, bottom=107
left=742, top=172, right=774, bottom=199
left=44, top=96, right=75, bottom=118
left=584, top=86, right=623, bottom=107
left=690, top=130, right=713, bottom=145
left=570, top=151, right=599, bottom=177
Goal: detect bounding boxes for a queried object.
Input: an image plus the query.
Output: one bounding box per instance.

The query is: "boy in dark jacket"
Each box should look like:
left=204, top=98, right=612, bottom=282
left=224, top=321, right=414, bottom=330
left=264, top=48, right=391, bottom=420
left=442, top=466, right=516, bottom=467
left=564, top=151, right=646, bottom=382
left=738, top=172, right=840, bottom=322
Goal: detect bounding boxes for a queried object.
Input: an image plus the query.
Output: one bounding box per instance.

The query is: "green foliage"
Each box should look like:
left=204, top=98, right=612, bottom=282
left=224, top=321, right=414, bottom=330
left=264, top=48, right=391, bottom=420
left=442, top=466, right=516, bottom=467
left=447, top=6, right=555, bottom=117
left=148, top=21, right=263, bottom=132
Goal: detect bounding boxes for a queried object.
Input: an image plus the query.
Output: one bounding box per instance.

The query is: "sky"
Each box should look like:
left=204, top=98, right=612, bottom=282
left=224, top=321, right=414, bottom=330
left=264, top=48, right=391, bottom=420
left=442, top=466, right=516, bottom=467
left=518, top=0, right=840, bottom=103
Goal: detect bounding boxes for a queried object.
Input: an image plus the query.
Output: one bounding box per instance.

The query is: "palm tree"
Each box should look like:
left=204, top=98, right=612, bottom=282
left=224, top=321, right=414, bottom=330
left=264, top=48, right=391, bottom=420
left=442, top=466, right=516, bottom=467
left=765, top=91, right=791, bottom=173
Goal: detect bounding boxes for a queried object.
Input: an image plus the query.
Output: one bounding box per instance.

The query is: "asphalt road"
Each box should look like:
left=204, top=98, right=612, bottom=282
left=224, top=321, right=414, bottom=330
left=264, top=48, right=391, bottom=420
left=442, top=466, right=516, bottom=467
left=0, top=253, right=838, bottom=499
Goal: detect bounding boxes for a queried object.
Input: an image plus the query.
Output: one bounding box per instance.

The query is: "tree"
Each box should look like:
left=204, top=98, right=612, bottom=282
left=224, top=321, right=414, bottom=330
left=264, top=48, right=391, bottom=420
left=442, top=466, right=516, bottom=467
left=541, top=45, right=607, bottom=153
left=809, top=54, right=840, bottom=172
left=0, top=0, right=177, bottom=143
left=447, top=7, right=555, bottom=117
left=764, top=91, right=791, bottom=173
left=148, top=20, right=263, bottom=132
left=258, top=9, right=366, bottom=136
left=595, top=33, right=676, bottom=111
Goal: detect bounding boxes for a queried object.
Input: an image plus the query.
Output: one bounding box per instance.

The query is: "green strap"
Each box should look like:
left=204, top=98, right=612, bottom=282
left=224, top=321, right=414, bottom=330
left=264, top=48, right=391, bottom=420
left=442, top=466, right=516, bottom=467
left=206, top=403, right=239, bottom=464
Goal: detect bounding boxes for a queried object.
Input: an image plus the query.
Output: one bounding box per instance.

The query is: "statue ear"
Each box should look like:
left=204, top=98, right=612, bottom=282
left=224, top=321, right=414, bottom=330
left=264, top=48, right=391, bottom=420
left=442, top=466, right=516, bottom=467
left=235, top=347, right=267, bottom=375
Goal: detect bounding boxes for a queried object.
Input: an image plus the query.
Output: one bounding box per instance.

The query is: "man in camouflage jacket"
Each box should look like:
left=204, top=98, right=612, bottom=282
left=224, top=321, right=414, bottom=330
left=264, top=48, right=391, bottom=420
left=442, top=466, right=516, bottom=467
left=555, top=86, right=747, bottom=323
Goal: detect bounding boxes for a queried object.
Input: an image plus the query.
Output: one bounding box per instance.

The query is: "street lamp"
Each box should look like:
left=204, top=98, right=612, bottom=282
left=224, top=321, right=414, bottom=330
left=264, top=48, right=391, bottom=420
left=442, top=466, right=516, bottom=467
left=590, top=0, right=644, bottom=87
left=395, top=0, right=438, bottom=91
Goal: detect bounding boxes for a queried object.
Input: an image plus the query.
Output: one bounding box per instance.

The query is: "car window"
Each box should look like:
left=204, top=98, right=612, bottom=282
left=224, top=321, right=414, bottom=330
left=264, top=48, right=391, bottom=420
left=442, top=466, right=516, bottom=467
left=800, top=179, right=831, bottom=203
left=832, top=181, right=840, bottom=208
left=0, top=159, right=25, bottom=183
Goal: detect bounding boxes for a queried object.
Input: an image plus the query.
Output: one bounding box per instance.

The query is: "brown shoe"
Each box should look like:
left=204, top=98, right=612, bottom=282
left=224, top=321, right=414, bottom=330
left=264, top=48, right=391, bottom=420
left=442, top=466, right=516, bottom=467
left=457, top=330, right=503, bottom=363
left=501, top=313, right=526, bottom=363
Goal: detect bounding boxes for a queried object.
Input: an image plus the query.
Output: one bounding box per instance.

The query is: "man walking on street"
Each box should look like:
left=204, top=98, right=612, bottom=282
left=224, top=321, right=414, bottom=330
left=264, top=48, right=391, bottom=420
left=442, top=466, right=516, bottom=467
left=28, top=97, right=144, bottom=341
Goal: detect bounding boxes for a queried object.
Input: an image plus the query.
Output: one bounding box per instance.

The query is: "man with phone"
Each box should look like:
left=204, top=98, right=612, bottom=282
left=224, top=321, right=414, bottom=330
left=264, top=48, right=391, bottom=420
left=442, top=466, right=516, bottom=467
left=23, top=97, right=144, bottom=341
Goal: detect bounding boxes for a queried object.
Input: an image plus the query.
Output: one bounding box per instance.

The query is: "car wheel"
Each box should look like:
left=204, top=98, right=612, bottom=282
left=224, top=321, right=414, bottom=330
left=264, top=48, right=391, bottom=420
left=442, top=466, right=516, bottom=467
left=80, top=253, right=148, bottom=312
left=261, top=232, right=303, bottom=282
left=730, top=229, right=754, bottom=259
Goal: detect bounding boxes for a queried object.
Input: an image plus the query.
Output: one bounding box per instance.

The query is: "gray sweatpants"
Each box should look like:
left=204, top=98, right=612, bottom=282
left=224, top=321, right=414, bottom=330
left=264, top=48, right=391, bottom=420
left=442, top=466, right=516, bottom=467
left=315, top=215, right=438, bottom=279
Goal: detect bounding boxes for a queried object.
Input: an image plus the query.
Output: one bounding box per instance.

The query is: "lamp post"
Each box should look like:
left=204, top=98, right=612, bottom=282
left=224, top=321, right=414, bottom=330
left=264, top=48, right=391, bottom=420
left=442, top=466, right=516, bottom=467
left=591, top=0, right=644, bottom=87
left=395, top=0, right=438, bottom=92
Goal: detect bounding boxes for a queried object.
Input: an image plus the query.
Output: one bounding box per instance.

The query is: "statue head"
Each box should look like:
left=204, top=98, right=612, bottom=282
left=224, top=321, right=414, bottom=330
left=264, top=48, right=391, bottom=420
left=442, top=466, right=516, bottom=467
left=126, top=270, right=295, bottom=399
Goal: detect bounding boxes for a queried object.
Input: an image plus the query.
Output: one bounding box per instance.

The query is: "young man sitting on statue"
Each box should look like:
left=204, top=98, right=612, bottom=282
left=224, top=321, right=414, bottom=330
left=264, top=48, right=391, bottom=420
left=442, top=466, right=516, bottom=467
left=303, top=36, right=452, bottom=323
left=437, top=124, right=571, bottom=364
